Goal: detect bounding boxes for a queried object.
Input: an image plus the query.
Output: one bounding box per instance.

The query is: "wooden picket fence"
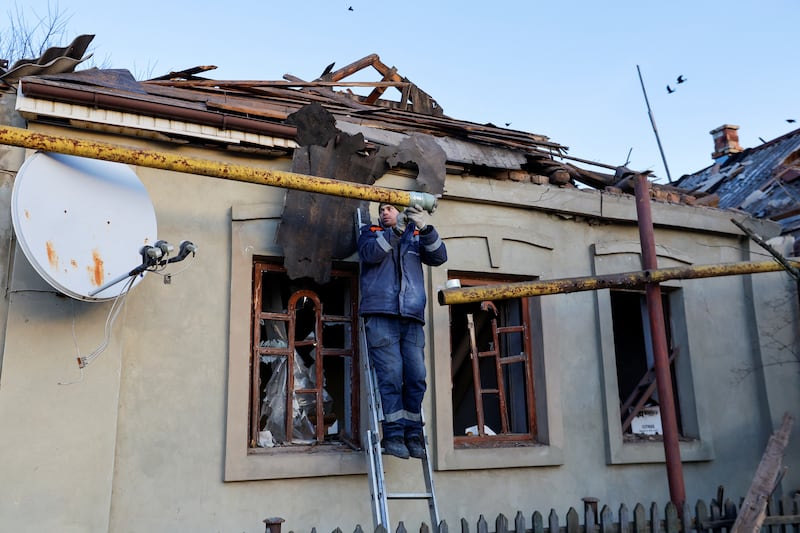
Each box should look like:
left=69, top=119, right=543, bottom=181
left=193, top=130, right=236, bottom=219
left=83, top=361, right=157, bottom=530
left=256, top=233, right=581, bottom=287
left=300, top=488, right=800, bottom=533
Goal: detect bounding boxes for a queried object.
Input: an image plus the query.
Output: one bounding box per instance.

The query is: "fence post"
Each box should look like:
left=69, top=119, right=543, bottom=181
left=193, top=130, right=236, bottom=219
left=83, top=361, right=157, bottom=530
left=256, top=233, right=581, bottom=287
left=514, top=511, right=526, bottom=533
left=477, top=515, right=489, bottom=533
left=651, top=503, right=661, bottom=533
left=695, top=499, right=709, bottom=533
left=666, top=502, right=679, bottom=533
left=263, top=517, right=285, bottom=533
left=618, top=503, right=631, bottom=533
left=531, top=511, right=544, bottom=533
left=600, top=506, right=615, bottom=533
left=583, top=498, right=599, bottom=526
left=496, top=514, right=509, bottom=533
left=567, top=507, right=581, bottom=533
left=549, top=509, right=560, bottom=533
left=633, top=504, right=647, bottom=533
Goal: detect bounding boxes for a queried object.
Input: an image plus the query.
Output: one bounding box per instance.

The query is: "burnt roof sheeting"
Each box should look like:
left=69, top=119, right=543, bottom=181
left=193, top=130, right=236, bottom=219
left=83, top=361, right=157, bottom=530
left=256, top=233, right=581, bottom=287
left=676, top=128, right=800, bottom=233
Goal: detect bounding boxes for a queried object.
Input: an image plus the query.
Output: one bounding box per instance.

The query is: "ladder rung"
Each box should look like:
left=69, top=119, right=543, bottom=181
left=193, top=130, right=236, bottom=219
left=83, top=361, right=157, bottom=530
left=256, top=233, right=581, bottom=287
left=387, top=492, right=434, bottom=500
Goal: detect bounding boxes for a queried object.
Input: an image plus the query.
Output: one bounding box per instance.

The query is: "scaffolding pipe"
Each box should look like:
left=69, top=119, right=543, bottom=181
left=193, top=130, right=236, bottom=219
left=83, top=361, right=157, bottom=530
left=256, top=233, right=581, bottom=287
left=0, top=125, right=438, bottom=212
left=634, top=173, right=685, bottom=508
left=438, top=258, right=797, bottom=305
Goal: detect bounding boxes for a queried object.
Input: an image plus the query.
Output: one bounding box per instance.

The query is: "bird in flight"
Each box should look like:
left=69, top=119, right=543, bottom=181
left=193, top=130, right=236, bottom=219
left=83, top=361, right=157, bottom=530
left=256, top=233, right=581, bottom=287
left=348, top=6, right=354, bottom=10
left=787, top=119, right=797, bottom=123
left=667, top=85, right=675, bottom=94
left=677, top=75, right=687, bottom=84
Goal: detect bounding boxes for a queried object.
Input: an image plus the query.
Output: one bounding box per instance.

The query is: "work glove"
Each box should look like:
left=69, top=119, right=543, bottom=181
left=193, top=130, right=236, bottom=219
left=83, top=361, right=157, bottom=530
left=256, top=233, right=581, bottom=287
left=393, top=210, right=408, bottom=235
left=404, top=204, right=427, bottom=231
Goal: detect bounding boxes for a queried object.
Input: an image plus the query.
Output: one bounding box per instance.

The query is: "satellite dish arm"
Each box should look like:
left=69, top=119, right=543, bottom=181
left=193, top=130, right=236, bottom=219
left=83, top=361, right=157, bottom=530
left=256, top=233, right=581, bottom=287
left=87, top=267, right=142, bottom=297
left=87, top=246, right=159, bottom=297
left=87, top=241, right=197, bottom=297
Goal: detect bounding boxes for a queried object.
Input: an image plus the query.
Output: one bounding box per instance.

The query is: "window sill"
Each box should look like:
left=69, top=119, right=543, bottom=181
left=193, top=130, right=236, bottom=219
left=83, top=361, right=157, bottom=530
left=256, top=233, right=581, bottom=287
left=226, top=444, right=366, bottom=481
left=435, top=442, right=564, bottom=471
left=607, top=435, right=714, bottom=465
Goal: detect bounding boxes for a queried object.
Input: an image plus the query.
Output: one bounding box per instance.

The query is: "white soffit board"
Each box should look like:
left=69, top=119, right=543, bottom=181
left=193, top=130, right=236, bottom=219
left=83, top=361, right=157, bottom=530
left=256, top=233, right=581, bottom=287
left=12, top=151, right=157, bottom=301
left=15, top=92, right=297, bottom=148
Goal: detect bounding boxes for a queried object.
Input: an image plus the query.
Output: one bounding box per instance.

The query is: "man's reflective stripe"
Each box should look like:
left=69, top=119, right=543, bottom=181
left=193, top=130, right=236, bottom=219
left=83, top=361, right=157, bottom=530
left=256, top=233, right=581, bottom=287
left=376, top=232, right=392, bottom=252
left=424, top=236, right=443, bottom=252
left=384, top=409, right=422, bottom=423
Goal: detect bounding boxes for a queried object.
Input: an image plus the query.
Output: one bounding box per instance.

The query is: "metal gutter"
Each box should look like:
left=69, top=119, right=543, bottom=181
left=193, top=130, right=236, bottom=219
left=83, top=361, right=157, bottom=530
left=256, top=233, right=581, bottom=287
left=19, top=79, right=298, bottom=140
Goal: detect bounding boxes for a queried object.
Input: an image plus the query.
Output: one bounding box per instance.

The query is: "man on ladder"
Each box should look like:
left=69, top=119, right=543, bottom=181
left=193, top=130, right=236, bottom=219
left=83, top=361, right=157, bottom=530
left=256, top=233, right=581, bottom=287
left=357, top=201, right=448, bottom=459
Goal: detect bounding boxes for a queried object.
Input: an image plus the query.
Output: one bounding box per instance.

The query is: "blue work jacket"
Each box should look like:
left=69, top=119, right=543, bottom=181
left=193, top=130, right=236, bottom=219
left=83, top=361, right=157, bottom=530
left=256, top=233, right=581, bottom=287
left=357, top=223, right=447, bottom=323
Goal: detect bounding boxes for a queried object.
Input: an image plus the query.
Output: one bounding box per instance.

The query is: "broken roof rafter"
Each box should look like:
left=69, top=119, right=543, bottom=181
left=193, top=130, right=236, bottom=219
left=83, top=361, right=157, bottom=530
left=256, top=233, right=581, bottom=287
left=146, top=79, right=414, bottom=90
left=313, top=53, right=442, bottom=115
left=147, top=65, right=219, bottom=82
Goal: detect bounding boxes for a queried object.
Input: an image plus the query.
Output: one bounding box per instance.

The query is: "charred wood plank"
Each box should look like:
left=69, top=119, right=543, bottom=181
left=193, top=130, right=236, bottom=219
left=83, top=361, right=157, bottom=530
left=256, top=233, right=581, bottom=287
left=276, top=104, right=388, bottom=283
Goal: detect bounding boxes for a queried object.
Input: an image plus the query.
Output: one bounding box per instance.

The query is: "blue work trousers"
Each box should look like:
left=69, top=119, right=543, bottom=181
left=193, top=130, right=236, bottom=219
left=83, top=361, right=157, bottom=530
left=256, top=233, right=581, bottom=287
left=364, top=315, right=426, bottom=440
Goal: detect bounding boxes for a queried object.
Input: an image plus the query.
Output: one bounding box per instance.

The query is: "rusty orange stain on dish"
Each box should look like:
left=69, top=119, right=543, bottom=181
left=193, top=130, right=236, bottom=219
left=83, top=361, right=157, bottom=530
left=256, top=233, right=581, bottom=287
left=45, top=241, right=58, bottom=270
left=24, top=209, right=30, bottom=220
left=88, top=249, right=104, bottom=286
left=70, top=259, right=78, bottom=269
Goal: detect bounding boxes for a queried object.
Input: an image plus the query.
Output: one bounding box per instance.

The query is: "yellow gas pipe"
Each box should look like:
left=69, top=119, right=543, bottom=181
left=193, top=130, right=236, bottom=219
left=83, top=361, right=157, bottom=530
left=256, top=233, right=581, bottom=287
left=438, top=259, right=800, bottom=306
left=0, top=125, right=438, bottom=211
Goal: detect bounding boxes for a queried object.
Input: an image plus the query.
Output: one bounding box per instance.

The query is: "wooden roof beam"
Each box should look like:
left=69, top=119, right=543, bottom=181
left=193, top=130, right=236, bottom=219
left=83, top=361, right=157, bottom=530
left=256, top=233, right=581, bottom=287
left=325, top=54, right=380, bottom=82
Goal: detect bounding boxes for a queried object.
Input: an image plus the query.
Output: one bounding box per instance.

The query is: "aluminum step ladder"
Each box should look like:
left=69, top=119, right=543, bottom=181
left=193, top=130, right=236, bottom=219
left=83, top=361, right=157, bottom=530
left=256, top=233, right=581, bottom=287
left=355, top=209, right=440, bottom=532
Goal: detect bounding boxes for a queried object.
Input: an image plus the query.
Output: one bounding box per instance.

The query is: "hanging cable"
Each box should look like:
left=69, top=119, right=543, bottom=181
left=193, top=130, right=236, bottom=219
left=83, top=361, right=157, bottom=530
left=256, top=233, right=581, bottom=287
left=58, top=300, right=85, bottom=385
left=76, top=274, right=136, bottom=369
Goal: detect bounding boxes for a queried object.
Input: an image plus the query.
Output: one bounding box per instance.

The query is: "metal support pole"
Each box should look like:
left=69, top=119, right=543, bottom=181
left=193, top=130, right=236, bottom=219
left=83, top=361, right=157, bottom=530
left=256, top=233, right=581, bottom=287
left=0, top=125, right=438, bottom=212
left=437, top=259, right=798, bottom=306
left=634, top=173, right=685, bottom=508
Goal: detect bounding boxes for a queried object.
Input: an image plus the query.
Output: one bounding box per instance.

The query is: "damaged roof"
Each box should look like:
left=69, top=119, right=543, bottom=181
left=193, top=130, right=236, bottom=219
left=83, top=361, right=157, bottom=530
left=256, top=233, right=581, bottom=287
left=676, top=128, right=800, bottom=235
left=10, top=48, right=693, bottom=200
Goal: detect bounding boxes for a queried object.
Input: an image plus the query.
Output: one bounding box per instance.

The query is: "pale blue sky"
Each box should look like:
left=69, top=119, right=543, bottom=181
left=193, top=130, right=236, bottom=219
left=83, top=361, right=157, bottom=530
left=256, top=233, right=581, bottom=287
left=9, top=1, right=800, bottom=184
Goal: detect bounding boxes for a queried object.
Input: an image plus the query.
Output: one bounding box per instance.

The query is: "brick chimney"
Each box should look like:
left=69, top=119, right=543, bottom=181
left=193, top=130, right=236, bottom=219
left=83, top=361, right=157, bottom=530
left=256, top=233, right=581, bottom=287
left=710, top=124, right=743, bottom=161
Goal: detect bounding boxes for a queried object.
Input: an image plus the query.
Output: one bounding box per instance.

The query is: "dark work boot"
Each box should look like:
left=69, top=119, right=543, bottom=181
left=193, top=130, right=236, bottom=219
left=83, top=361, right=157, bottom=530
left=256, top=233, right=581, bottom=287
left=406, top=434, right=426, bottom=459
left=381, top=436, right=410, bottom=459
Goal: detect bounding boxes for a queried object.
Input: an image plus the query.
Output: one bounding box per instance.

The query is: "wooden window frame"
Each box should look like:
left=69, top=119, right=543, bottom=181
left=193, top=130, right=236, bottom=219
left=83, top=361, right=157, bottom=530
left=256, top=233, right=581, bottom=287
left=448, top=273, right=538, bottom=448
left=225, top=203, right=365, bottom=481
left=249, top=259, right=360, bottom=452
left=609, top=288, right=683, bottom=439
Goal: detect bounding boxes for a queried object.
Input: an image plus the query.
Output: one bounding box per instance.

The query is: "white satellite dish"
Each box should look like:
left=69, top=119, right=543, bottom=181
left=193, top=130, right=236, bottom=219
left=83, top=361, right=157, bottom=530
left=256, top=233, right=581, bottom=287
left=11, top=151, right=157, bottom=301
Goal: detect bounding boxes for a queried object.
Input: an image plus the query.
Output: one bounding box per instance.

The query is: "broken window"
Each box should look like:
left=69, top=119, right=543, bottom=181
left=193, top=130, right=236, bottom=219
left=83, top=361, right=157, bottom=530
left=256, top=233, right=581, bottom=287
left=250, top=259, right=360, bottom=450
left=611, top=289, right=683, bottom=438
left=448, top=273, right=539, bottom=447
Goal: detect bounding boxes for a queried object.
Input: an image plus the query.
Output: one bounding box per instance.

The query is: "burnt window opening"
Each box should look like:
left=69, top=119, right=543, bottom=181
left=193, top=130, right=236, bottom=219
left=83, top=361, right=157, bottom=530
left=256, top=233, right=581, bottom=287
left=250, top=259, right=360, bottom=450
left=449, top=273, right=538, bottom=448
left=611, top=289, right=683, bottom=438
